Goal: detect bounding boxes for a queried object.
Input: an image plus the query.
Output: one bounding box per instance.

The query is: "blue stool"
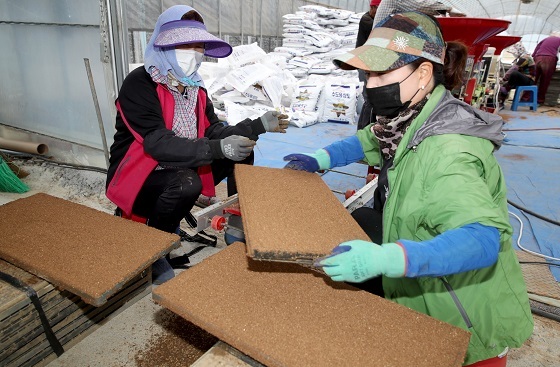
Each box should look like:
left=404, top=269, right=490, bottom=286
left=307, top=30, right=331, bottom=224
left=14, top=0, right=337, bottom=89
left=510, top=85, right=538, bottom=111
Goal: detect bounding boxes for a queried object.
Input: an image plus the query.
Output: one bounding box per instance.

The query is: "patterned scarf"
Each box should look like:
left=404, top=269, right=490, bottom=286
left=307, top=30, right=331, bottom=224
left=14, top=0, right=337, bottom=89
left=371, top=96, right=429, bottom=160
left=150, top=66, right=198, bottom=139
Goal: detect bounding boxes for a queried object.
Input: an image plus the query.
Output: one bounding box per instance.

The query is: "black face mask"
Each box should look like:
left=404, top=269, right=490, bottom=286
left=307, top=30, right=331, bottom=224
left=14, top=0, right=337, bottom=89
left=366, top=67, right=421, bottom=118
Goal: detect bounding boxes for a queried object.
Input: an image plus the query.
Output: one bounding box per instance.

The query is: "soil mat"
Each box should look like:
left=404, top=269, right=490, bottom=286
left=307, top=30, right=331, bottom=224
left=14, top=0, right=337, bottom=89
left=0, top=193, right=179, bottom=306
left=235, top=165, right=370, bottom=263
left=153, top=242, right=470, bottom=367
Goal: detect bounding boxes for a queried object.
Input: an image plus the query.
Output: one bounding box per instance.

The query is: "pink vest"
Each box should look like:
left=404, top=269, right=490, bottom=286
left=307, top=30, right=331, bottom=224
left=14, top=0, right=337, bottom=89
left=107, top=86, right=215, bottom=216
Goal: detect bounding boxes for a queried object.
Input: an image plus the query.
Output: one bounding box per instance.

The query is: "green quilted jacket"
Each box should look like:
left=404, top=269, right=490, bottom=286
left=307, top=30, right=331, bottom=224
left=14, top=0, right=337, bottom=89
left=356, top=85, right=533, bottom=365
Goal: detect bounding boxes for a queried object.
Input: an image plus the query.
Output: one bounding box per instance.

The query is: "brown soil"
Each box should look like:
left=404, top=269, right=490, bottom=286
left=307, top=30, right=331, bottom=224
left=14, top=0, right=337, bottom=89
left=134, top=309, right=218, bottom=367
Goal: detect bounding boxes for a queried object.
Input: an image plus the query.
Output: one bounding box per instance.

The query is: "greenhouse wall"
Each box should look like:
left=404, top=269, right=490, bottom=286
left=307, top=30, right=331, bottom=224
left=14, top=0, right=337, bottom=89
left=0, top=0, right=113, bottom=150
left=128, top=0, right=370, bottom=62
left=0, top=0, right=369, bottom=154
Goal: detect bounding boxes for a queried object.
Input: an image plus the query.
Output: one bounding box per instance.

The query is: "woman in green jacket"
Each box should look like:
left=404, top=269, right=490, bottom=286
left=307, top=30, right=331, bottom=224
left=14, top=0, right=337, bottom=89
left=284, top=12, right=533, bottom=366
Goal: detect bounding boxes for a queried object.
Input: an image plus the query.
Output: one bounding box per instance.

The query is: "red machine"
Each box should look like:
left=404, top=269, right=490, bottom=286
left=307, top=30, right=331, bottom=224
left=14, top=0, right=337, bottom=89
left=486, top=35, right=523, bottom=56
left=437, top=17, right=512, bottom=106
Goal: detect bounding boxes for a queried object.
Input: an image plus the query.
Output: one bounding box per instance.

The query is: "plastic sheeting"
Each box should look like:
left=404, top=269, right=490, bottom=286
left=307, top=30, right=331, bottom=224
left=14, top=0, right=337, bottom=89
left=495, top=111, right=560, bottom=280
left=444, top=0, right=560, bottom=37
left=127, top=1, right=560, bottom=59
left=129, top=0, right=371, bottom=38
left=153, top=1, right=560, bottom=40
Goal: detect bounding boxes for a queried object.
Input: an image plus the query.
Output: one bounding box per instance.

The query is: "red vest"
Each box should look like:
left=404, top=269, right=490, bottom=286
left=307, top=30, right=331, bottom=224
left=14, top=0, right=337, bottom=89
left=107, top=85, right=215, bottom=216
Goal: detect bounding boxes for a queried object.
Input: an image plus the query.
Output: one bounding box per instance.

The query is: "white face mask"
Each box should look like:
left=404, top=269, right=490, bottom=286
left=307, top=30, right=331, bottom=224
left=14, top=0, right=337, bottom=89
left=175, top=49, right=204, bottom=77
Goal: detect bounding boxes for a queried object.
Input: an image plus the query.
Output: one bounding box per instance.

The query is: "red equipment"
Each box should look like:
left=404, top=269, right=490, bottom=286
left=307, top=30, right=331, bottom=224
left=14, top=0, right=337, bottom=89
left=437, top=17, right=512, bottom=106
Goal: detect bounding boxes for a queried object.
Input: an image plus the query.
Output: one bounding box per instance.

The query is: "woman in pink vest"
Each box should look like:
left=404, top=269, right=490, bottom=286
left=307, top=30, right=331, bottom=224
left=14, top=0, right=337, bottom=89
left=106, top=5, right=287, bottom=283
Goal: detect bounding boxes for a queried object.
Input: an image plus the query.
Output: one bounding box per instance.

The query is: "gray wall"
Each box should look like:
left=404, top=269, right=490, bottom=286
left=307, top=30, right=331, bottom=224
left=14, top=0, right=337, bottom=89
left=0, top=0, right=114, bottom=149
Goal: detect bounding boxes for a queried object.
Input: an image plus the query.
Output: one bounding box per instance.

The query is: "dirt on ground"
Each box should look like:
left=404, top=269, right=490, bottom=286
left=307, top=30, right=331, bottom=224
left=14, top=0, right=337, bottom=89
left=134, top=310, right=218, bottom=367
left=509, top=315, right=560, bottom=367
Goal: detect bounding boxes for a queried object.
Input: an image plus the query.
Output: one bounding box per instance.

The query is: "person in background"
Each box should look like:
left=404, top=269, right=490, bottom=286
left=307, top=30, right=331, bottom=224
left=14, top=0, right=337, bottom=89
left=356, top=0, right=381, bottom=49
left=532, top=33, right=560, bottom=105
left=505, top=41, right=528, bottom=60
left=356, top=0, right=381, bottom=130
left=498, top=54, right=536, bottom=108
left=284, top=12, right=533, bottom=366
left=106, top=5, right=288, bottom=284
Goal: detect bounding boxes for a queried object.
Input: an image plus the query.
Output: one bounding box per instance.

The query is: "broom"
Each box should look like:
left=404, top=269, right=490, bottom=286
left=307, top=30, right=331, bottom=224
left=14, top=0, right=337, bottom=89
left=0, top=154, right=29, bottom=193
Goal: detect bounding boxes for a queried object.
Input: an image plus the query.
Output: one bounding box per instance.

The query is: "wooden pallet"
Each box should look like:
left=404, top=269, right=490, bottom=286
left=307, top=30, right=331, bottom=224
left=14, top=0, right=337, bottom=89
left=0, top=259, right=151, bottom=367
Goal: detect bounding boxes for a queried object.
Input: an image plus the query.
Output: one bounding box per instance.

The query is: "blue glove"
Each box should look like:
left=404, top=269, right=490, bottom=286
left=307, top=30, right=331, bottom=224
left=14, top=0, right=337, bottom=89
left=283, top=149, right=331, bottom=172
left=317, top=240, right=406, bottom=282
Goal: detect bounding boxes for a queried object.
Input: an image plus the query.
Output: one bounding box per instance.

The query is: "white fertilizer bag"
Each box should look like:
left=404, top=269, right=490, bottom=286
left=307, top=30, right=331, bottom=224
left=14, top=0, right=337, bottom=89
left=290, top=83, right=323, bottom=112
left=225, top=43, right=267, bottom=68
left=283, top=37, right=311, bottom=47
left=225, top=63, right=275, bottom=93
left=303, top=33, right=334, bottom=48
left=290, top=68, right=309, bottom=78
left=198, top=61, right=230, bottom=81
left=309, top=61, right=336, bottom=75
left=290, top=111, right=319, bottom=128
left=349, top=13, right=364, bottom=23
left=305, top=45, right=334, bottom=54
left=242, top=85, right=269, bottom=102
left=204, top=77, right=224, bottom=98
left=218, top=90, right=251, bottom=104
left=274, top=47, right=313, bottom=57
left=224, top=100, right=258, bottom=126
left=318, top=83, right=358, bottom=124
left=267, top=51, right=294, bottom=60
left=261, top=76, right=285, bottom=108
left=288, top=56, right=322, bottom=69
left=282, top=14, right=306, bottom=26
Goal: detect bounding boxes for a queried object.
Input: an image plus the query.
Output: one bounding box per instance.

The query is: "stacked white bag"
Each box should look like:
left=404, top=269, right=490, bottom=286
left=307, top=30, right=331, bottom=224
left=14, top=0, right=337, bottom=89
left=199, top=5, right=364, bottom=128
left=280, top=5, right=363, bottom=126
left=198, top=42, right=297, bottom=125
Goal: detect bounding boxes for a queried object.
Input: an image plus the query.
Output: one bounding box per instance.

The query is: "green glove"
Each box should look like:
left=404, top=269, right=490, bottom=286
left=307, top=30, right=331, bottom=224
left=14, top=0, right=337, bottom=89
left=318, top=240, right=406, bottom=282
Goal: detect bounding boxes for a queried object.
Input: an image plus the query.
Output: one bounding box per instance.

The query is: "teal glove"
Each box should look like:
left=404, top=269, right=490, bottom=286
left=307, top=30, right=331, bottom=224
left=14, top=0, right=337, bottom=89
left=317, top=240, right=406, bottom=282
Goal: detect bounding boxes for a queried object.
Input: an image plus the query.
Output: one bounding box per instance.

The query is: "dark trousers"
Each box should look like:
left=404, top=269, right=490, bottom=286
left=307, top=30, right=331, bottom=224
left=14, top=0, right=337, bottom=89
left=534, top=55, right=558, bottom=104
left=499, top=71, right=534, bottom=103
left=132, top=153, right=254, bottom=233
left=349, top=206, right=385, bottom=297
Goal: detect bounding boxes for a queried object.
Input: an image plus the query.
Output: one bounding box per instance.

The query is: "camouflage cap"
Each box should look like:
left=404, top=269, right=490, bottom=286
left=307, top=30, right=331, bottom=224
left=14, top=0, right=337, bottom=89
left=333, top=12, right=445, bottom=72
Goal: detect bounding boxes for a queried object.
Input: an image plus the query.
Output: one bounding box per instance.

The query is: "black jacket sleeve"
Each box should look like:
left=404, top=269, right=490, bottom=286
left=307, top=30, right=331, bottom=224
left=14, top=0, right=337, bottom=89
left=114, top=68, right=265, bottom=169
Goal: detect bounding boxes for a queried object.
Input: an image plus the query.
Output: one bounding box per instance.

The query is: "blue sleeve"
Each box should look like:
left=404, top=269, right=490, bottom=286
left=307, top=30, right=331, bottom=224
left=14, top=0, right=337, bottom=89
left=323, top=135, right=365, bottom=168
left=398, top=223, right=500, bottom=277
